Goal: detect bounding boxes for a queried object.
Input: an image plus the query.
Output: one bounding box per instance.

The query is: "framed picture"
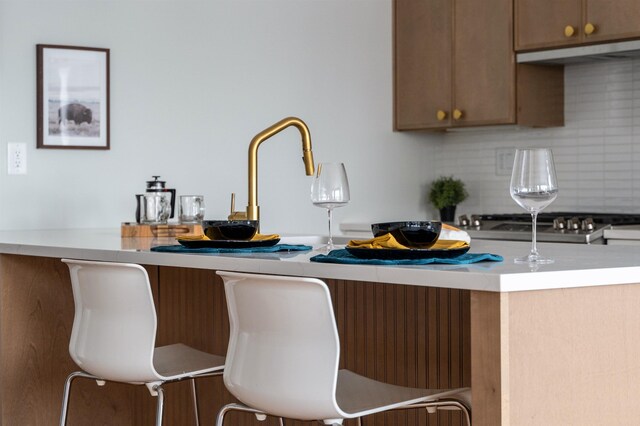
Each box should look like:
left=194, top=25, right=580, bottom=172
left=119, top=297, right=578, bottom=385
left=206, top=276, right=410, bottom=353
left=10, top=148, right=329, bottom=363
left=37, top=44, right=110, bottom=149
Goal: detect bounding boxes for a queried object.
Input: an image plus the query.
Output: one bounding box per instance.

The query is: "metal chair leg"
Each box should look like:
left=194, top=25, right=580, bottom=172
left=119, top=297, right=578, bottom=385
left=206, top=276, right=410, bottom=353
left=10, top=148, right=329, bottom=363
left=190, top=378, right=200, bottom=426
left=216, top=402, right=278, bottom=426
left=460, top=403, right=471, bottom=426
left=216, top=403, right=242, bottom=426
left=432, top=400, right=472, bottom=426
left=154, top=385, right=165, bottom=426
left=59, top=371, right=97, bottom=426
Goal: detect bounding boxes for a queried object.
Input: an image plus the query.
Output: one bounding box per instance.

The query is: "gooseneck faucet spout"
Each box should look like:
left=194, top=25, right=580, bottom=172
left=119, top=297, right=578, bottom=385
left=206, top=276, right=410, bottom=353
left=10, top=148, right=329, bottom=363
left=229, top=117, right=315, bottom=223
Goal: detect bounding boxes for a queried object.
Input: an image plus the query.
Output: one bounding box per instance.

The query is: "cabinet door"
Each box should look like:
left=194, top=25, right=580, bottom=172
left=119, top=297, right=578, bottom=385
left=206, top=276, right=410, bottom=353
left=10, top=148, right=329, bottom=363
left=585, top=0, right=640, bottom=43
left=515, top=0, right=582, bottom=51
left=453, top=0, right=514, bottom=126
left=394, top=0, right=452, bottom=130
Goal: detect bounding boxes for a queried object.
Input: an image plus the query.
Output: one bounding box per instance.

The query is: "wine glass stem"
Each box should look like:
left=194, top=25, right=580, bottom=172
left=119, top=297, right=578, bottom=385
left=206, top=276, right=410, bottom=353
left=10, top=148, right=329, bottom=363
left=530, top=212, right=539, bottom=257
left=327, top=208, right=334, bottom=248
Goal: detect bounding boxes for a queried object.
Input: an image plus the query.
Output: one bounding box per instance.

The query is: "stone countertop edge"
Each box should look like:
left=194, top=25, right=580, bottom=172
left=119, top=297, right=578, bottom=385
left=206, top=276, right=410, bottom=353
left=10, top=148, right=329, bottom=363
left=1, top=228, right=640, bottom=293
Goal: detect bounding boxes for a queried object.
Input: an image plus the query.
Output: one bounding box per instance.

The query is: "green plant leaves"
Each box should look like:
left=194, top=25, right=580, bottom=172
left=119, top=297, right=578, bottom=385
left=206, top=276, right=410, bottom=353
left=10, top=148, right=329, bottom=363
left=429, top=176, right=468, bottom=210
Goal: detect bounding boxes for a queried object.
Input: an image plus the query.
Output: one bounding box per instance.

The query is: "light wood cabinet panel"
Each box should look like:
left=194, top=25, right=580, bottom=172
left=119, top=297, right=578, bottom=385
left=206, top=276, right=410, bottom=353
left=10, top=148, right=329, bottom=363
left=395, top=0, right=563, bottom=131
left=516, top=0, right=640, bottom=51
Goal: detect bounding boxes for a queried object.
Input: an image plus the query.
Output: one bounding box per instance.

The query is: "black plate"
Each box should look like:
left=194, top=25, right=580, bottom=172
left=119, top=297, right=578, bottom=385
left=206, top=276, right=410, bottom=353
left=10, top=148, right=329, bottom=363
left=177, top=238, right=280, bottom=249
left=345, top=245, right=469, bottom=260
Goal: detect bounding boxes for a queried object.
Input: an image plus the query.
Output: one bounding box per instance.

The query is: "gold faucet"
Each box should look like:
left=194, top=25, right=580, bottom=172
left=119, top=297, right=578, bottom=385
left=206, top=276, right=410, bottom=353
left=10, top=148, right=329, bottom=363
left=229, top=117, right=315, bottom=222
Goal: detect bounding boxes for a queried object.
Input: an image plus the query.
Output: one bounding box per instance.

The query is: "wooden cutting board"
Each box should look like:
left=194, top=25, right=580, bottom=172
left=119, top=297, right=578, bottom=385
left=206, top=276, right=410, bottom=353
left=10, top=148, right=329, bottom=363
left=121, top=222, right=203, bottom=238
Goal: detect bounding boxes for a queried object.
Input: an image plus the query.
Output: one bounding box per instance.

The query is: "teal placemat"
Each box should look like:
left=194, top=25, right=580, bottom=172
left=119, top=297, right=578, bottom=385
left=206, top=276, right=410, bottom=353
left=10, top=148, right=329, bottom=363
left=310, top=249, right=503, bottom=265
left=151, top=244, right=312, bottom=254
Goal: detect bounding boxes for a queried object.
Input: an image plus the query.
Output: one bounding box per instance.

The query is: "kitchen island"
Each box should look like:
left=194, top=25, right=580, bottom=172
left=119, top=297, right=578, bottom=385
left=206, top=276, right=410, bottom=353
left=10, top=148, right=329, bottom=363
left=1, top=229, right=640, bottom=425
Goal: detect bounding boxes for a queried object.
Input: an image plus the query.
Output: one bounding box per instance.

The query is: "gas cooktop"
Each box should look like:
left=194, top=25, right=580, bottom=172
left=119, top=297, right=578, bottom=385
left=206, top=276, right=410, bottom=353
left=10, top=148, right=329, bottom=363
left=457, top=212, right=640, bottom=244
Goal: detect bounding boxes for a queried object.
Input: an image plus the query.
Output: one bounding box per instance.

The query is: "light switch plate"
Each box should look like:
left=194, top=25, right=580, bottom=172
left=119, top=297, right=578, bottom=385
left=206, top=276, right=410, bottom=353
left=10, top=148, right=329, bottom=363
left=8, top=142, right=27, bottom=175
left=495, top=148, right=514, bottom=176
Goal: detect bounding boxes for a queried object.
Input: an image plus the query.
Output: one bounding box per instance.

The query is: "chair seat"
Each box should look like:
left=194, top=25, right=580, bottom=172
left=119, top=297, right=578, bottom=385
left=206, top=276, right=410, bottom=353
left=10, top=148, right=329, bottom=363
left=153, top=343, right=225, bottom=380
left=336, top=369, right=471, bottom=418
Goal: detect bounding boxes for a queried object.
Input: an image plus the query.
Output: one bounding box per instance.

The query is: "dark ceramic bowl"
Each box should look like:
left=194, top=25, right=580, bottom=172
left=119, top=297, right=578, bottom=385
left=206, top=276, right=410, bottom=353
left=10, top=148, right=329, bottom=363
left=371, top=221, right=442, bottom=249
left=202, top=220, right=259, bottom=241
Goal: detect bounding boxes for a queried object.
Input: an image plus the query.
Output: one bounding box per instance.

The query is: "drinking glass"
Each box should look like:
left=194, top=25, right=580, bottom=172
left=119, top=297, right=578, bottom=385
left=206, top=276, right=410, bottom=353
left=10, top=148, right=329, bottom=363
left=311, top=163, right=350, bottom=251
left=179, top=195, right=205, bottom=224
left=510, top=148, right=558, bottom=264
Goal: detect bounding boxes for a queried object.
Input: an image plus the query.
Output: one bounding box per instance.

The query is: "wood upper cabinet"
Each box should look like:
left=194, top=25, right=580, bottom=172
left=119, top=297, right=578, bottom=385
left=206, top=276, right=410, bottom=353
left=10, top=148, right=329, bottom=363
left=394, top=0, right=452, bottom=130
left=453, top=0, right=514, bottom=127
left=585, top=0, right=640, bottom=43
left=516, top=0, right=640, bottom=51
left=394, top=0, right=563, bottom=131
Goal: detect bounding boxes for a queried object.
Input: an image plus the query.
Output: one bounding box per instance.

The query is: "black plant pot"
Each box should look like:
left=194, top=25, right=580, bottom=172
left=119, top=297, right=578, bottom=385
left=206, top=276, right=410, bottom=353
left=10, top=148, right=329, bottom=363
left=439, top=205, right=456, bottom=222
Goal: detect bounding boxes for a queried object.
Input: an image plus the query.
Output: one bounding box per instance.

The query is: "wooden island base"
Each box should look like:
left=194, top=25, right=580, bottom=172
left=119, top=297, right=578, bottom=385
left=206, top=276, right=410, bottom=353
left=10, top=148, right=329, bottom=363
left=0, top=255, right=469, bottom=425
left=2, top=253, right=640, bottom=425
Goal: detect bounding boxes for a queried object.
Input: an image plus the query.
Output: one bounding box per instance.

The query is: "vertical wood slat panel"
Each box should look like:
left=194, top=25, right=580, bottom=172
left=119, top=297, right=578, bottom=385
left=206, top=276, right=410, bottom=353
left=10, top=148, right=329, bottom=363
left=0, top=256, right=471, bottom=426
left=374, top=281, right=387, bottom=426
left=427, top=287, right=439, bottom=426
left=396, top=283, right=407, bottom=426
left=438, top=288, right=451, bottom=426
left=406, top=285, right=418, bottom=426
left=154, top=270, right=471, bottom=426
left=416, top=286, right=429, bottom=426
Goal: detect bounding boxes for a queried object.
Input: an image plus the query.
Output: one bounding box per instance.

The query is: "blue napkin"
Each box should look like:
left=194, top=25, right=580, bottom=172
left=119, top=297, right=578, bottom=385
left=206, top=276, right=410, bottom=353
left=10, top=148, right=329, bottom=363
left=310, top=249, right=503, bottom=265
left=151, top=244, right=312, bottom=254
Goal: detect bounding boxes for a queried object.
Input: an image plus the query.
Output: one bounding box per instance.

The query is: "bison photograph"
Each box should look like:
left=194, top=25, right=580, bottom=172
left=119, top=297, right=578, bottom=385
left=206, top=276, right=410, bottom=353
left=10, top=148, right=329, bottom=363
left=48, top=100, right=100, bottom=137
left=58, top=103, right=92, bottom=126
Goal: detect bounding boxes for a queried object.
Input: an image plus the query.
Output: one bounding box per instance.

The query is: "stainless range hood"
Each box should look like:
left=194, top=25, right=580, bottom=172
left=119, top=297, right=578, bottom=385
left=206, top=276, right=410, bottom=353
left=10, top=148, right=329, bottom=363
left=517, top=39, right=640, bottom=64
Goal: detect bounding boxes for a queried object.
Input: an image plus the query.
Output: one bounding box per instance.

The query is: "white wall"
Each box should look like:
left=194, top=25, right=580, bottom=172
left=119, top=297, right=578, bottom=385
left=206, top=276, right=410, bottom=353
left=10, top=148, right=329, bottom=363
left=0, top=0, right=442, bottom=234
left=436, top=58, right=640, bottom=219
left=6, top=1, right=635, bottom=234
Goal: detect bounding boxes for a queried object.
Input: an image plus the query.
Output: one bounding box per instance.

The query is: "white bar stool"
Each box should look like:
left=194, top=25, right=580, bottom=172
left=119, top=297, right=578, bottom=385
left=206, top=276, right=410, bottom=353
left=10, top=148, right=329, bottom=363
left=60, top=259, right=225, bottom=426
left=216, top=271, right=471, bottom=426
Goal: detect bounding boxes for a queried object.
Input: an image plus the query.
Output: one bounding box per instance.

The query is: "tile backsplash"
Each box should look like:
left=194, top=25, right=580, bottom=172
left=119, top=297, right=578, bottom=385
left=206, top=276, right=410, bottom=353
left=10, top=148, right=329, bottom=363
left=437, top=57, right=640, bottom=216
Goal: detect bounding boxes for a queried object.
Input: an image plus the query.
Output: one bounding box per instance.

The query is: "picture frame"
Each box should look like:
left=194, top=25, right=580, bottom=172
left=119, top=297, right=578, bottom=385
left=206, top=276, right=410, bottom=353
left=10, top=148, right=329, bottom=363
left=37, top=44, right=110, bottom=150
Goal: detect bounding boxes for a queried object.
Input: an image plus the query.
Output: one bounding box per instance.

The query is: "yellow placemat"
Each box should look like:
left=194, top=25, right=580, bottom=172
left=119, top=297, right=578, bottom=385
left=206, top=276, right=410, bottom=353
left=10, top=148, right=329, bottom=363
left=250, top=233, right=280, bottom=241
left=177, top=233, right=280, bottom=242
left=347, top=233, right=469, bottom=250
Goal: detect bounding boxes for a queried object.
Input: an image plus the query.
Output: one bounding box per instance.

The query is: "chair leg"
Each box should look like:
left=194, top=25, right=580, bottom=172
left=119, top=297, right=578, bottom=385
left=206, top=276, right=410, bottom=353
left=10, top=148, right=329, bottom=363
left=154, top=385, right=165, bottom=426
left=59, top=371, right=97, bottom=426
left=459, top=404, right=471, bottom=426
left=190, top=378, right=200, bottom=426
left=216, top=403, right=240, bottom=426
left=216, top=402, right=277, bottom=426
left=441, top=401, right=471, bottom=426
left=432, top=401, right=472, bottom=426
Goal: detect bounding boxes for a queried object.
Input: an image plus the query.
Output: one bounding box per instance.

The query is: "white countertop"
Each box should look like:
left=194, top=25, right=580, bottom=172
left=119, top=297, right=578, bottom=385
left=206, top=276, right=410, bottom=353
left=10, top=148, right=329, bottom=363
left=1, top=228, right=640, bottom=293
left=604, top=224, right=640, bottom=240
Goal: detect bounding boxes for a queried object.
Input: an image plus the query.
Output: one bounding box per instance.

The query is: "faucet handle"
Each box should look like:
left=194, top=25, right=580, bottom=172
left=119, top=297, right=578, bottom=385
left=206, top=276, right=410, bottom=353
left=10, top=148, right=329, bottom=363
left=228, top=193, right=248, bottom=220
left=230, top=192, right=236, bottom=213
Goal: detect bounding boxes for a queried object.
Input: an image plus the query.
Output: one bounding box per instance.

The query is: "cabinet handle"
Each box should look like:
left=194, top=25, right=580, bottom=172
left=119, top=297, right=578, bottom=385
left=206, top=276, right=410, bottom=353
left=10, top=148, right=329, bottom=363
left=564, top=25, right=576, bottom=37
left=584, top=22, right=597, bottom=35
left=453, top=109, right=463, bottom=120
left=436, top=110, right=447, bottom=121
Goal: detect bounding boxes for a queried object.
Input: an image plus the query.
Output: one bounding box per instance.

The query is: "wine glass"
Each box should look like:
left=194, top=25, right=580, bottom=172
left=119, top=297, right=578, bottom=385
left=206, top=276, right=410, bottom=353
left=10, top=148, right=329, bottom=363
left=311, top=163, right=350, bottom=251
left=510, top=148, right=558, bottom=264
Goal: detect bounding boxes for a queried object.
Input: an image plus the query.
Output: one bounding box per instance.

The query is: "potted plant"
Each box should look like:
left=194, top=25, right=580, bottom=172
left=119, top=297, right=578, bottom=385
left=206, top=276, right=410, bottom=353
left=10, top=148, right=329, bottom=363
left=429, top=176, right=468, bottom=222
